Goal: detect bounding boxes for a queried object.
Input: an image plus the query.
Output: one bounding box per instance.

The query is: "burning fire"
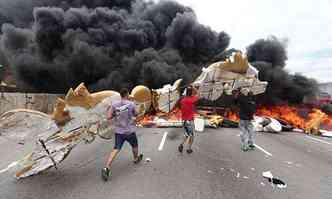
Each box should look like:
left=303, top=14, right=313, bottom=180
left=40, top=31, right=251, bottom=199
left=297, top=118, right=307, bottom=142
left=256, top=105, right=306, bottom=129
left=138, top=104, right=332, bottom=132
left=225, top=111, right=239, bottom=122
left=225, top=105, right=332, bottom=132
left=138, top=108, right=183, bottom=126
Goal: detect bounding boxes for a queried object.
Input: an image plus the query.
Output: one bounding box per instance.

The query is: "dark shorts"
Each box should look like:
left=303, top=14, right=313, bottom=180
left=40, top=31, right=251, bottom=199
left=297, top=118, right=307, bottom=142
left=114, top=132, right=138, bottom=150
left=183, top=120, right=194, bottom=137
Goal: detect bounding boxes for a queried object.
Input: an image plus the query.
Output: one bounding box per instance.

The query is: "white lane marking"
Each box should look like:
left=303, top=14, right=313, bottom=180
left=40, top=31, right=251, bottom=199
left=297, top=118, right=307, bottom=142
left=306, top=136, right=332, bottom=146
left=254, top=144, right=273, bottom=157
left=158, top=132, right=168, bottom=151
left=0, top=161, right=18, bottom=174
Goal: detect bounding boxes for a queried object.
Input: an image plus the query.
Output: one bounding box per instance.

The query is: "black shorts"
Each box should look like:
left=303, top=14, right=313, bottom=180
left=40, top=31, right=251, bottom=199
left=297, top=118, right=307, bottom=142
left=114, top=133, right=138, bottom=150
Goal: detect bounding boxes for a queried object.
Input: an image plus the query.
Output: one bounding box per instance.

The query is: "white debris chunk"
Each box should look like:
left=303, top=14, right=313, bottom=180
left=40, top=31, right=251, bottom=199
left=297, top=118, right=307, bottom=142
left=262, top=171, right=273, bottom=179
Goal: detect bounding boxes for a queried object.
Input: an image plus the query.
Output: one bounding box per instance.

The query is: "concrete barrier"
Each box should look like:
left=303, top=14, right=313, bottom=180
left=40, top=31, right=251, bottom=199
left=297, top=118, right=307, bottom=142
left=0, top=92, right=64, bottom=114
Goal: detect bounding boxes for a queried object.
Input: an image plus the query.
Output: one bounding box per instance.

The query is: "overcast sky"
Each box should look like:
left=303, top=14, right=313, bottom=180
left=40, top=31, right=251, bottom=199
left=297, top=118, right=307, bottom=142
left=169, top=0, right=332, bottom=83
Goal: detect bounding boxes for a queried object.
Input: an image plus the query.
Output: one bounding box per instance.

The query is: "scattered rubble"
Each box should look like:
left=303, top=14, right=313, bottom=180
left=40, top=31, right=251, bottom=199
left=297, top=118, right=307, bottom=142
left=252, top=116, right=282, bottom=133
left=284, top=161, right=293, bottom=165
left=262, top=171, right=287, bottom=189
left=320, top=130, right=332, bottom=138
left=18, top=139, right=25, bottom=145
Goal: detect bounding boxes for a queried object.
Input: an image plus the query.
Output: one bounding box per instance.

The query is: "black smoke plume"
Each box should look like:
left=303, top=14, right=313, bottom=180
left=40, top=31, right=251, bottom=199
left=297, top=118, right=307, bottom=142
left=0, top=0, right=230, bottom=93
left=247, top=36, right=318, bottom=105
left=0, top=0, right=318, bottom=107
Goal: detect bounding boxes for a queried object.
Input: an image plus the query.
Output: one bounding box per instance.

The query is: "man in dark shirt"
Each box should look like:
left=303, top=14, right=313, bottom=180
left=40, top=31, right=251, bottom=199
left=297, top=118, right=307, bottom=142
left=235, top=88, right=256, bottom=151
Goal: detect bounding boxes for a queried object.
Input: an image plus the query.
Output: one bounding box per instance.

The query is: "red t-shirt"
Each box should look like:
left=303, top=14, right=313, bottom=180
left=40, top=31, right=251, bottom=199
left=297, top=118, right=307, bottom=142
left=180, top=96, right=199, bottom=120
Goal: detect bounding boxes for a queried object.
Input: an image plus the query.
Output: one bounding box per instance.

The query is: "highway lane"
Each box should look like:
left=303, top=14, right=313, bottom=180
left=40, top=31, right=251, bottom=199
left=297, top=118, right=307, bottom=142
left=1, top=127, right=332, bottom=199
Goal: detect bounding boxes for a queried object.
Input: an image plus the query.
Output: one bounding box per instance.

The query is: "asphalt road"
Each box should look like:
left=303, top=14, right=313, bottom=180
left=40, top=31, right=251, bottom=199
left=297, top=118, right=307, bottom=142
left=1, top=127, right=332, bottom=199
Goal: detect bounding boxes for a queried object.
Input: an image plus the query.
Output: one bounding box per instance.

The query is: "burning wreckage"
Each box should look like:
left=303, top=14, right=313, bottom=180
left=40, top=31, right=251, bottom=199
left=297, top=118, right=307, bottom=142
left=139, top=52, right=269, bottom=128
left=1, top=52, right=330, bottom=179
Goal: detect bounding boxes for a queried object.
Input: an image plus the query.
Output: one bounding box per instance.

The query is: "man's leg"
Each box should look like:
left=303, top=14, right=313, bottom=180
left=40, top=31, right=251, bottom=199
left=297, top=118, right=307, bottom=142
left=178, top=135, right=188, bottom=153
left=247, top=121, right=255, bottom=149
left=106, top=149, right=120, bottom=168
left=126, top=133, right=143, bottom=163
left=102, top=134, right=124, bottom=181
left=186, top=135, right=194, bottom=154
left=179, top=121, right=190, bottom=153
left=188, top=136, right=194, bottom=149
left=186, top=121, right=194, bottom=153
left=239, top=120, right=249, bottom=151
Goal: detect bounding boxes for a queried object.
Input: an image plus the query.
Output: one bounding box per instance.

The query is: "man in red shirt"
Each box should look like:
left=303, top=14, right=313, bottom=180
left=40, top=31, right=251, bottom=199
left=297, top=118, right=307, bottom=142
left=178, top=85, right=199, bottom=154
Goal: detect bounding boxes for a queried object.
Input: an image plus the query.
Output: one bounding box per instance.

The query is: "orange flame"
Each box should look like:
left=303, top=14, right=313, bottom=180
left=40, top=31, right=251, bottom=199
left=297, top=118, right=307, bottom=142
left=138, top=108, right=183, bottom=126
left=225, top=111, right=239, bottom=122
left=256, top=105, right=306, bottom=129
left=138, top=104, right=332, bottom=132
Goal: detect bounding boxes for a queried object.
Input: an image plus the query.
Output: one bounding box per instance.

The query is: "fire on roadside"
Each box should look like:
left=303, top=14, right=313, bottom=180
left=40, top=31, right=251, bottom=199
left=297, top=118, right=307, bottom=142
left=138, top=104, right=332, bottom=132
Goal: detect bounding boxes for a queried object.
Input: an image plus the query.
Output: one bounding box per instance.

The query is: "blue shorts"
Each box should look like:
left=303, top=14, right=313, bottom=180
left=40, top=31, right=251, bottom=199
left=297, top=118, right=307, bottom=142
left=183, top=120, right=194, bottom=137
left=114, top=133, right=138, bottom=150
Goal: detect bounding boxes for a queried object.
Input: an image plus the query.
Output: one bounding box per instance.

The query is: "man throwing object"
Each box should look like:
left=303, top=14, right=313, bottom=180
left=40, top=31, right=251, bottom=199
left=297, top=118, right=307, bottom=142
left=102, top=88, right=143, bottom=181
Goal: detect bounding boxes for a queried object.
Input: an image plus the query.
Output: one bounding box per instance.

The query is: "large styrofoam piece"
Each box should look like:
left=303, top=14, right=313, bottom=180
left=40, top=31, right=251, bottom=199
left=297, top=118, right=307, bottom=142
left=253, top=116, right=282, bottom=133
left=193, top=53, right=267, bottom=100
left=0, top=95, right=119, bottom=179
left=152, top=79, right=182, bottom=113
left=263, top=117, right=282, bottom=133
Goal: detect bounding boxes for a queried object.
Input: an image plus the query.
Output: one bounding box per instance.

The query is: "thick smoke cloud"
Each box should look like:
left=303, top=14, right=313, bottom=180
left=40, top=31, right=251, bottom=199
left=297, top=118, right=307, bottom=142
left=0, top=0, right=318, bottom=106
left=0, top=0, right=230, bottom=93
left=166, top=12, right=230, bottom=63
left=247, top=37, right=318, bottom=105
left=247, top=36, right=288, bottom=67
left=34, top=7, right=65, bottom=60
left=0, top=0, right=136, bottom=28
left=142, top=1, right=192, bottom=48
